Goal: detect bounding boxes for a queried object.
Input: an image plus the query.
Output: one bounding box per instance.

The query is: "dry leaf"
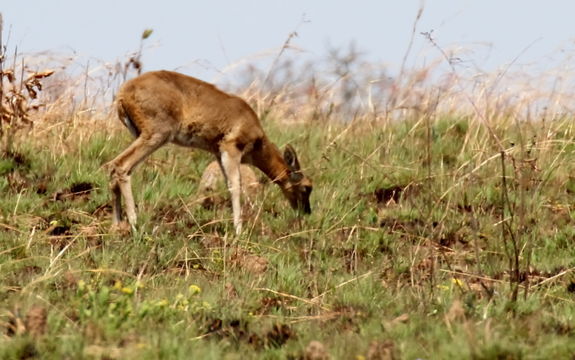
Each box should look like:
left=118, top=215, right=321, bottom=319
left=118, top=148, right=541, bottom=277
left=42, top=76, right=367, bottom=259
left=1, top=69, right=15, bottom=83
left=26, top=70, right=55, bottom=81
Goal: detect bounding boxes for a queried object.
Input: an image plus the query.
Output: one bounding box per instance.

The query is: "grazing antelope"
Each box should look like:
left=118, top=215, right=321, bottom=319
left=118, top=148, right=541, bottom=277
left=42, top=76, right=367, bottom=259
left=106, top=70, right=312, bottom=234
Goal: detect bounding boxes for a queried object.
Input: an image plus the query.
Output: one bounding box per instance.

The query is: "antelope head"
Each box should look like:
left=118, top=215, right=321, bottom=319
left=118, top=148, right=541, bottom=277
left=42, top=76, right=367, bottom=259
left=281, top=145, right=313, bottom=214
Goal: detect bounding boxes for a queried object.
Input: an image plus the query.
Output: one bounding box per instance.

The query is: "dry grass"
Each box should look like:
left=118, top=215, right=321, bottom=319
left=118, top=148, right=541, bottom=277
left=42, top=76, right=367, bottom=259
left=2, top=19, right=575, bottom=358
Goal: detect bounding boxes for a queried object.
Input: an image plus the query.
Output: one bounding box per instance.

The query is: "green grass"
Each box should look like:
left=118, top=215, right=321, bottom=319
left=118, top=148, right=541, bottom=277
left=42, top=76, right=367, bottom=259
left=2, top=115, right=575, bottom=359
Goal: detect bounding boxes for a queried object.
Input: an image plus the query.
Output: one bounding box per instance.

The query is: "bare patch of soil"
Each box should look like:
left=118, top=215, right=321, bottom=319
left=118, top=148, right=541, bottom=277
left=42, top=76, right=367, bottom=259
left=92, top=202, right=112, bottom=219
left=2, top=150, right=31, bottom=171
left=167, top=258, right=207, bottom=275
left=203, top=318, right=295, bottom=350
left=373, top=186, right=404, bottom=205
left=152, top=203, right=189, bottom=223
left=255, top=296, right=293, bottom=315
left=229, top=248, right=269, bottom=275
left=25, top=306, right=47, bottom=338
left=53, top=181, right=94, bottom=201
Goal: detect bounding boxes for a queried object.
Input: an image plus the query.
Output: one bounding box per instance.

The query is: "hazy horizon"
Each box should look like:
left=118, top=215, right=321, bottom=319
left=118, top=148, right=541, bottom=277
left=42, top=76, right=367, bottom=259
left=3, top=1, right=575, bottom=82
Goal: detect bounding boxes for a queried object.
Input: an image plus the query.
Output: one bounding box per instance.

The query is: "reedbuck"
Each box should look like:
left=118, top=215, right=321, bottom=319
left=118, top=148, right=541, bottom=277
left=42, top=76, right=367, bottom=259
left=106, top=70, right=312, bottom=234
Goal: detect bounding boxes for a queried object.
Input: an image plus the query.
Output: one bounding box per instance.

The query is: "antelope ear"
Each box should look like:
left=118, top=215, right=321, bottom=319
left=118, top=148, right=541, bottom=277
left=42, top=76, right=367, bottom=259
left=283, top=144, right=301, bottom=172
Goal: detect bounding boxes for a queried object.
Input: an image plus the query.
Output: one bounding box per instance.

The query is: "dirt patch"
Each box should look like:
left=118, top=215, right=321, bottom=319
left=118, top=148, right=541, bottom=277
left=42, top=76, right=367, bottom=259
left=204, top=318, right=295, bottom=349
left=109, top=221, right=132, bottom=237
left=438, top=228, right=471, bottom=248
left=35, top=180, right=49, bottom=195
left=5, top=170, right=31, bottom=192
left=150, top=203, right=206, bottom=232
left=18, top=265, right=43, bottom=276
left=92, top=202, right=112, bottom=219
left=25, top=306, right=47, bottom=338
left=42, top=215, right=74, bottom=237
left=166, top=258, right=207, bottom=275
left=266, top=323, right=295, bottom=348
left=489, top=266, right=567, bottom=285
left=198, top=234, right=225, bottom=249
left=1, top=150, right=31, bottom=172
left=204, top=318, right=254, bottom=344
left=373, top=186, right=404, bottom=205
left=200, top=193, right=227, bottom=210
left=70, top=182, right=93, bottom=194
left=51, top=271, right=80, bottom=292
left=456, top=203, right=474, bottom=213
left=42, top=216, right=76, bottom=246
left=370, top=183, right=421, bottom=207
left=7, top=151, right=29, bottom=167
left=255, top=296, right=292, bottom=315
left=330, top=304, right=369, bottom=332
left=53, top=181, right=94, bottom=201
left=152, top=203, right=189, bottom=223
left=1, top=151, right=56, bottom=195
left=229, top=248, right=268, bottom=275
left=378, top=216, right=426, bottom=234
left=46, top=223, right=71, bottom=236
left=523, top=266, right=570, bottom=286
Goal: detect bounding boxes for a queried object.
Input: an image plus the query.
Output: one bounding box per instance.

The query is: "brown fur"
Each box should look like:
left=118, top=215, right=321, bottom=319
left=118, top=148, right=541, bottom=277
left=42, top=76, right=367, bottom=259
left=106, top=70, right=312, bottom=234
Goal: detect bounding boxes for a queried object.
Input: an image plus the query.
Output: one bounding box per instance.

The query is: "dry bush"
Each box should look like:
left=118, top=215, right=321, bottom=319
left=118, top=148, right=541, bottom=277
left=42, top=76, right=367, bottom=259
left=215, top=38, right=575, bottom=134
left=0, top=16, right=55, bottom=153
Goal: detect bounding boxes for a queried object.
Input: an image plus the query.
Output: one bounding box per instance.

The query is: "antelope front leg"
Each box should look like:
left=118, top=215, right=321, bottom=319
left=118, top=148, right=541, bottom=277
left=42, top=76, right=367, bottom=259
left=220, top=145, right=243, bottom=234
left=119, top=175, right=137, bottom=226
left=110, top=175, right=123, bottom=224
left=109, top=168, right=137, bottom=230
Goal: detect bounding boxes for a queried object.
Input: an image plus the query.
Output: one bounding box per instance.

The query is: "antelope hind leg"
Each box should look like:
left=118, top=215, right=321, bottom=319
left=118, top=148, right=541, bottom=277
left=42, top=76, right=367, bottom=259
left=108, top=134, right=169, bottom=229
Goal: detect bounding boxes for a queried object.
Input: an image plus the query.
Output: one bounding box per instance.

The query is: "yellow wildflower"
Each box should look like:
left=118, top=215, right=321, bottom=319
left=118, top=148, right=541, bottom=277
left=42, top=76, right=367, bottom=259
left=121, top=287, right=134, bottom=295
left=189, top=284, right=201, bottom=295
left=114, top=280, right=123, bottom=290
left=452, top=278, right=465, bottom=287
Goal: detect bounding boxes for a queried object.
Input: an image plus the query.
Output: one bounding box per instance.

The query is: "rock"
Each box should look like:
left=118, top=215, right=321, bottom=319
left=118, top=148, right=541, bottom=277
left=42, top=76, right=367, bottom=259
left=304, top=340, right=330, bottom=360
left=198, top=161, right=262, bottom=208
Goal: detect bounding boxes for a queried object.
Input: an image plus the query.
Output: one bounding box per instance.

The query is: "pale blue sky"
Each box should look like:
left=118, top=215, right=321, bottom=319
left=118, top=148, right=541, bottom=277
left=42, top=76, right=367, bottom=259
left=3, top=1, right=575, bottom=80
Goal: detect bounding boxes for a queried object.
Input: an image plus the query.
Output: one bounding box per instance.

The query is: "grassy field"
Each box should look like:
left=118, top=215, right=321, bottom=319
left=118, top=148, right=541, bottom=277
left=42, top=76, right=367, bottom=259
left=2, top=103, right=575, bottom=359
left=2, top=26, right=575, bottom=357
